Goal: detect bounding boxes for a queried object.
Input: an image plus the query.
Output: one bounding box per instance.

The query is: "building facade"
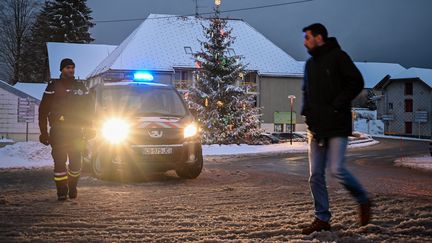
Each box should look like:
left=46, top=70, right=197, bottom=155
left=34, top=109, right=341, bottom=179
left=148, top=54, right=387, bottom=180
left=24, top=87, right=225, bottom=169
left=0, top=81, right=46, bottom=141
left=375, top=68, right=432, bottom=138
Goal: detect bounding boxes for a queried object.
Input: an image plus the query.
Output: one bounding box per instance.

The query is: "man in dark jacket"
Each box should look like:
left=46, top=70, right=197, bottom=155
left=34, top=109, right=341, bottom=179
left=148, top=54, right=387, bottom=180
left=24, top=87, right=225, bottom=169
left=39, top=58, right=94, bottom=201
left=300, top=23, right=371, bottom=234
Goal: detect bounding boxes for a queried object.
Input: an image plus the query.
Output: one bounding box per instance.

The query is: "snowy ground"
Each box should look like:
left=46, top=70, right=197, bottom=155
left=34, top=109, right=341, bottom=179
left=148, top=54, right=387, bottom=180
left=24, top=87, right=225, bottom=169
left=0, top=137, right=379, bottom=168
left=0, top=137, right=431, bottom=242
left=372, top=134, right=432, bottom=142
left=1, top=158, right=431, bottom=242
left=395, top=155, right=432, bottom=172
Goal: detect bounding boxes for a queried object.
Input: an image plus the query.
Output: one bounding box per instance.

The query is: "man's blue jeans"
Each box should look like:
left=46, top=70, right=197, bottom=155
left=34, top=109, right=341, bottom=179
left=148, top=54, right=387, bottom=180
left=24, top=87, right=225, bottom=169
left=308, top=134, right=369, bottom=222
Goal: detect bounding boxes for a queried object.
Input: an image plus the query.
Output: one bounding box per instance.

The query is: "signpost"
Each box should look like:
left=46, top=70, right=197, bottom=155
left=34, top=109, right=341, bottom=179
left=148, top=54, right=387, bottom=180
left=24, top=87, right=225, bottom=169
left=414, top=111, right=428, bottom=139
left=288, top=95, right=296, bottom=145
left=17, top=98, right=35, bottom=142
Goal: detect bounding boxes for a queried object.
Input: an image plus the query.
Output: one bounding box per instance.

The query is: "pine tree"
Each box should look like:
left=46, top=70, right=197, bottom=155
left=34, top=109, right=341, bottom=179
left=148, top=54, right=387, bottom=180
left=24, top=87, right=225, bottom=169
left=21, top=1, right=51, bottom=82
left=22, top=0, right=94, bottom=82
left=47, top=0, right=94, bottom=43
left=186, top=10, right=263, bottom=145
left=365, top=89, right=377, bottom=110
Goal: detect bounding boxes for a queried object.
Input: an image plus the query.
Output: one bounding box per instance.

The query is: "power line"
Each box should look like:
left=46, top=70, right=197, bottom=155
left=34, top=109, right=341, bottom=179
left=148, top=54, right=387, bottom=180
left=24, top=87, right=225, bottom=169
left=202, top=0, right=314, bottom=15
left=93, top=0, right=315, bottom=23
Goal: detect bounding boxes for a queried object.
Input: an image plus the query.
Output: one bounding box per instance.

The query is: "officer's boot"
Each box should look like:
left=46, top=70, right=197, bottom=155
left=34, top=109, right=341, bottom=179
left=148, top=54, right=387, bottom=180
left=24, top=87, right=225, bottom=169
left=55, top=179, right=68, bottom=201
left=68, top=171, right=80, bottom=199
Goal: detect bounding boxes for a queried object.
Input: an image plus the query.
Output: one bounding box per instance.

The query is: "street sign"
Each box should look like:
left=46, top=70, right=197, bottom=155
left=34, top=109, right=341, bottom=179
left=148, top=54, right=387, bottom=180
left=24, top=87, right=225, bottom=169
left=381, top=114, right=394, bottom=121
left=274, top=112, right=296, bottom=124
left=17, top=98, right=35, bottom=123
left=414, top=111, right=428, bottom=123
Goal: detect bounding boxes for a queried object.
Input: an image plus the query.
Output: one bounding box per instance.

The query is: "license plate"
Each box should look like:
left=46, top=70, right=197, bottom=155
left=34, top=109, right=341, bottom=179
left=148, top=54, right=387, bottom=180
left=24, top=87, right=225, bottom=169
left=142, top=147, right=173, bottom=155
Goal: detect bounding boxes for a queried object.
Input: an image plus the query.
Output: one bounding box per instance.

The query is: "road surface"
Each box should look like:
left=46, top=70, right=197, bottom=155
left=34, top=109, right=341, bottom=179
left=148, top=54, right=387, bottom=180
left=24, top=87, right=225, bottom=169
left=1, top=138, right=431, bottom=242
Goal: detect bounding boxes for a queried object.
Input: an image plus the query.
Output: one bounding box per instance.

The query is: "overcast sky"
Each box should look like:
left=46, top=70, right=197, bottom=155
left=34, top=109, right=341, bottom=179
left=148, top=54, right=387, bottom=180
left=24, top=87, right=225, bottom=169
left=87, top=0, right=431, bottom=69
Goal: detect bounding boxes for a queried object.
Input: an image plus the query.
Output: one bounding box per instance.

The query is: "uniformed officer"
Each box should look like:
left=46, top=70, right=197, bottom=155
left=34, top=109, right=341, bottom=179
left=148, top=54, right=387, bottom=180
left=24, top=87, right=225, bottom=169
left=38, top=58, right=94, bottom=201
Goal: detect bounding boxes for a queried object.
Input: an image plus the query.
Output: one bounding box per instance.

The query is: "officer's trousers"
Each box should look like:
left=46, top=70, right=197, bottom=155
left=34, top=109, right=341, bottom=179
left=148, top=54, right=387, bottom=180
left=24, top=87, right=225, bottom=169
left=50, top=126, right=83, bottom=197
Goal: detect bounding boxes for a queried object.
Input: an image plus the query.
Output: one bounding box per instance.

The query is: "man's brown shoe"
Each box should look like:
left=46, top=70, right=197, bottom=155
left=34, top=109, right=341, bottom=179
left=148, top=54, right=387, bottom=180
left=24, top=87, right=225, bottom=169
left=301, top=218, right=331, bottom=235
left=359, top=200, right=372, bottom=226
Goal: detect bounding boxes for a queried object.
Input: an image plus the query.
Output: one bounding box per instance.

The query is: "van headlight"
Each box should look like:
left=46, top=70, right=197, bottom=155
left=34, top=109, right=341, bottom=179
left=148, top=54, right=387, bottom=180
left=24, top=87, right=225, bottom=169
left=184, top=123, right=198, bottom=138
left=101, top=118, right=130, bottom=144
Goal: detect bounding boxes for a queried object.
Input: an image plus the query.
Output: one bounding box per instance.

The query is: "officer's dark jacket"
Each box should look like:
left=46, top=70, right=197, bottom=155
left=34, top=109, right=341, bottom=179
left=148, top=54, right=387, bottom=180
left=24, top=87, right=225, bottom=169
left=301, top=37, right=364, bottom=139
left=38, top=77, right=93, bottom=136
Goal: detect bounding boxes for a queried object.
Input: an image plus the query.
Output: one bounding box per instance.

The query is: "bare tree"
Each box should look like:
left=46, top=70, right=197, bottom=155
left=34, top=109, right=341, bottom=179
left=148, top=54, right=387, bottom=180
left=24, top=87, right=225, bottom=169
left=0, top=0, right=38, bottom=84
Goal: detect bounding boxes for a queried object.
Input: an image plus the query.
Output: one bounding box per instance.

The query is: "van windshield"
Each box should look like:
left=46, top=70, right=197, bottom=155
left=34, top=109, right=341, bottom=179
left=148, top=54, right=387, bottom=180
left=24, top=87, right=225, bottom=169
left=102, top=85, right=188, bottom=117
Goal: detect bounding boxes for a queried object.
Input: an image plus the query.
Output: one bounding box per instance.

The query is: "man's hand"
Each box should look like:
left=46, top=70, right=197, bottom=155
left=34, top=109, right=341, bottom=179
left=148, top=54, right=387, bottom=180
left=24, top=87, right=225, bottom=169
left=39, top=133, right=50, bottom=146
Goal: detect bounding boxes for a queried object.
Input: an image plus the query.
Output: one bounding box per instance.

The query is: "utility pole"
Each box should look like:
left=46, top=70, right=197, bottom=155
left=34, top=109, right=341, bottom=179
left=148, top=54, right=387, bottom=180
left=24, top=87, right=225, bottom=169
left=288, top=95, right=296, bottom=145
left=194, top=0, right=199, bottom=16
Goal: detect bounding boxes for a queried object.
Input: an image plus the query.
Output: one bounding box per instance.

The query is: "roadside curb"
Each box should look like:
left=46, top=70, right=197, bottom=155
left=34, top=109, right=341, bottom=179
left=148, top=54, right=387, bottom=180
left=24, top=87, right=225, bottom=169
left=204, top=138, right=379, bottom=159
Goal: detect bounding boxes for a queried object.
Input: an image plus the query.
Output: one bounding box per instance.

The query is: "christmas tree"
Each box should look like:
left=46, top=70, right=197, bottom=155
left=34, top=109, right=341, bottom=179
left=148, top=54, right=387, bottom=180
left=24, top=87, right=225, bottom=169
left=186, top=9, right=263, bottom=145
left=22, top=0, right=94, bottom=82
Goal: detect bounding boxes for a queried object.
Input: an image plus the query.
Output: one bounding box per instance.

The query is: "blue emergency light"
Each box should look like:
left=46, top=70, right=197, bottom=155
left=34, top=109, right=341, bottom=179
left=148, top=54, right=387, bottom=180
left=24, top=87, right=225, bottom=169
left=133, top=72, right=154, bottom=81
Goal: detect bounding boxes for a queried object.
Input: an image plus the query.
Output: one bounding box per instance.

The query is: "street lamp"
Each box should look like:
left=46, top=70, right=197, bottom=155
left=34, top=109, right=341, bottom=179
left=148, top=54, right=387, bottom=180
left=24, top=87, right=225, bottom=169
left=288, top=95, right=296, bottom=145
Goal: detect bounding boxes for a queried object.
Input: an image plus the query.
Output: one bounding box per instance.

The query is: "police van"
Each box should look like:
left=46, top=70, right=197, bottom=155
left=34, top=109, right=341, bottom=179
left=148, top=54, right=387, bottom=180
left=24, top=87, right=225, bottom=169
left=85, top=73, right=203, bottom=180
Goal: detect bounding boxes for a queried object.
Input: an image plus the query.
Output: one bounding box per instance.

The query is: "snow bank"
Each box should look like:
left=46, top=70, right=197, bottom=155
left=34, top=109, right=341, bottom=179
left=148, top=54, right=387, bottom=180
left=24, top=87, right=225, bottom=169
left=0, top=138, right=15, bottom=143
left=203, top=143, right=307, bottom=156
left=0, top=138, right=378, bottom=168
left=353, top=108, right=384, bottom=135
left=354, top=119, right=384, bottom=135
left=0, top=142, right=52, bottom=168
left=203, top=138, right=378, bottom=156
left=395, top=155, right=432, bottom=172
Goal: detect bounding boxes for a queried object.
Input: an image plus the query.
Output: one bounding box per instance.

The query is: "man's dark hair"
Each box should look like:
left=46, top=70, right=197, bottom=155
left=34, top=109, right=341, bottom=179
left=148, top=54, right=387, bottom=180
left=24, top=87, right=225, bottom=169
left=303, top=23, right=328, bottom=41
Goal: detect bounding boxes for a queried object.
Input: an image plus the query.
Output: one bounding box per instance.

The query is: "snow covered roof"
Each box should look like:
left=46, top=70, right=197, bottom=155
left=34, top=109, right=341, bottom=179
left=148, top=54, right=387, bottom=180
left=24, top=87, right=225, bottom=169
left=297, top=61, right=406, bottom=89
left=354, top=62, right=406, bottom=88
left=390, top=67, right=432, bottom=88
left=89, top=14, right=303, bottom=78
left=0, top=80, right=46, bottom=102
left=47, top=42, right=117, bottom=80
left=13, top=82, right=47, bottom=100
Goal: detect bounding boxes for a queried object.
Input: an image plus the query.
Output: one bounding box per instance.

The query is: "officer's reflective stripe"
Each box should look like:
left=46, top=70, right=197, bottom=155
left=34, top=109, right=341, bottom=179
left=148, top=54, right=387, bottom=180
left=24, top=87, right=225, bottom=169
left=54, top=172, right=67, bottom=176
left=44, top=91, right=55, bottom=94
left=54, top=176, right=68, bottom=181
left=68, top=173, right=80, bottom=178
left=68, top=170, right=80, bottom=177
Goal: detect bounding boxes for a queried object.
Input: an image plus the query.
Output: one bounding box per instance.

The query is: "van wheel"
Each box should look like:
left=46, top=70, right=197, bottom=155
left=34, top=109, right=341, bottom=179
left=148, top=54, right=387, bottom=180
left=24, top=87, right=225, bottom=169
left=175, top=152, right=203, bottom=179
left=91, top=152, right=115, bottom=180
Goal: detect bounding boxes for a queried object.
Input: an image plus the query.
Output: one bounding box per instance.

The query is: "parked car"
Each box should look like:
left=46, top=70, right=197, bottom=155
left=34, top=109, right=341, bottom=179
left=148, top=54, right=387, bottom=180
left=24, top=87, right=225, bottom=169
left=271, top=132, right=307, bottom=142
left=259, top=133, right=281, bottom=144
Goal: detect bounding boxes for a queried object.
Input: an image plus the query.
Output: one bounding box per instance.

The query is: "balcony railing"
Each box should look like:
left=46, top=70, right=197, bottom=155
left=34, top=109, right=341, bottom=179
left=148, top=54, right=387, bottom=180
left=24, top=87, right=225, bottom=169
left=240, top=81, right=258, bottom=94
left=174, top=79, right=193, bottom=91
